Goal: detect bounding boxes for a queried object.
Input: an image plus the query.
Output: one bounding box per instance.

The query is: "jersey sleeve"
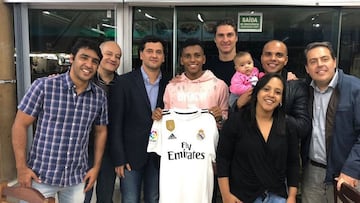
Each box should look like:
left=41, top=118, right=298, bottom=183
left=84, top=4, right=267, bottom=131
left=208, top=114, right=219, bottom=163
left=147, top=119, right=163, bottom=156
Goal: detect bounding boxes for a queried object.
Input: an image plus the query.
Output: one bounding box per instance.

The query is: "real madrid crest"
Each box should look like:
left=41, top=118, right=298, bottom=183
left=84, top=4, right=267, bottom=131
left=197, top=129, right=205, bottom=140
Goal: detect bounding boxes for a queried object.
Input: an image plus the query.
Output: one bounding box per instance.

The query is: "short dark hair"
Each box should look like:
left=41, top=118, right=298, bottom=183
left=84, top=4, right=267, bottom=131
left=71, top=38, right=102, bottom=60
left=180, top=38, right=205, bottom=56
left=139, top=35, right=166, bottom=54
left=304, top=41, right=336, bottom=61
left=215, top=18, right=237, bottom=35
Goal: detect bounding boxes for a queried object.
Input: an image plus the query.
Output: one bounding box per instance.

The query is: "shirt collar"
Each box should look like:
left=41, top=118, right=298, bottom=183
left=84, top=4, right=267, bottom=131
left=310, top=68, right=338, bottom=92
left=140, top=66, right=162, bottom=84
left=64, top=71, right=94, bottom=92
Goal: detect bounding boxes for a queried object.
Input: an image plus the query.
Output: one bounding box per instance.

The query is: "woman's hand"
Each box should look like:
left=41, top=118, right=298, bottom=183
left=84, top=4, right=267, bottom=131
left=286, top=195, right=296, bottom=203
left=236, top=89, right=252, bottom=109
left=221, top=192, right=243, bottom=203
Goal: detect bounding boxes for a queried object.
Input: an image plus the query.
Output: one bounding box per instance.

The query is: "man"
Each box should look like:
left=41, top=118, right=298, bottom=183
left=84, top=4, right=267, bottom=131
left=108, top=35, right=170, bottom=203
left=203, top=19, right=240, bottom=203
left=159, top=38, right=229, bottom=121
left=85, top=41, right=121, bottom=203
left=150, top=38, right=228, bottom=203
left=11, top=38, right=108, bottom=202
left=301, top=41, right=360, bottom=203
left=205, top=18, right=261, bottom=87
left=235, top=40, right=311, bottom=140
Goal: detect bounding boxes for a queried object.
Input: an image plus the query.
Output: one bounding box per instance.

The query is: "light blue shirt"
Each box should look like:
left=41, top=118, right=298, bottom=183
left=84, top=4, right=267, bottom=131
left=141, top=67, right=161, bottom=111
left=309, top=69, right=338, bottom=165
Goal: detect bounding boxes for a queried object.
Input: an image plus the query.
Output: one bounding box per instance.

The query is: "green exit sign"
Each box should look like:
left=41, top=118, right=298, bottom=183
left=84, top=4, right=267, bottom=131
left=238, top=12, right=263, bottom=32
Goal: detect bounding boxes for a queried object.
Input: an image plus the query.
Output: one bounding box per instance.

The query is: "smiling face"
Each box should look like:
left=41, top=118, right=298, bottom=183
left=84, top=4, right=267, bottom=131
left=69, top=47, right=100, bottom=85
left=99, top=41, right=121, bottom=72
left=305, top=46, right=337, bottom=91
left=181, top=45, right=206, bottom=80
left=256, top=77, right=284, bottom=113
left=214, top=24, right=238, bottom=56
left=261, top=40, right=288, bottom=74
left=234, top=53, right=254, bottom=76
left=140, top=42, right=165, bottom=72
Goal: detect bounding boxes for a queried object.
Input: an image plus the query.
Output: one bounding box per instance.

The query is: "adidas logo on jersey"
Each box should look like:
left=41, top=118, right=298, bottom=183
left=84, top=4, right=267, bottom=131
left=168, top=133, right=177, bottom=139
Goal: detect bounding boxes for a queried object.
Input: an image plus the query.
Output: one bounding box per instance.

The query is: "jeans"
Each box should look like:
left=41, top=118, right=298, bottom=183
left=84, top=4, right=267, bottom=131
left=301, top=161, right=334, bottom=203
left=84, top=149, right=116, bottom=203
left=120, top=160, right=159, bottom=203
left=212, top=174, right=218, bottom=203
left=253, top=192, right=286, bottom=203
left=31, top=180, right=85, bottom=203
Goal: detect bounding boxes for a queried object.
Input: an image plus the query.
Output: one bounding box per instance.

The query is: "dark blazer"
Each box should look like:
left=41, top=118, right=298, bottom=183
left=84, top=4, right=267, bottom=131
left=108, top=68, right=169, bottom=170
left=301, top=69, right=360, bottom=183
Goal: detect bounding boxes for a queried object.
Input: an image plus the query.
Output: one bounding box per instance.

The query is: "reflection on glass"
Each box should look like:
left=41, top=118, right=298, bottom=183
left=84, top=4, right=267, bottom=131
left=29, top=9, right=115, bottom=81
left=175, top=7, right=341, bottom=78
left=340, top=9, right=360, bottom=77
left=133, top=6, right=360, bottom=79
left=133, top=7, right=173, bottom=78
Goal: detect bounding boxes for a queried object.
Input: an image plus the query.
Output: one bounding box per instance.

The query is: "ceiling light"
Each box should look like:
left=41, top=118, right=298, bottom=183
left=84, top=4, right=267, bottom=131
left=102, top=23, right=115, bottom=29
left=197, top=13, right=204, bottom=23
left=145, top=13, right=157, bottom=20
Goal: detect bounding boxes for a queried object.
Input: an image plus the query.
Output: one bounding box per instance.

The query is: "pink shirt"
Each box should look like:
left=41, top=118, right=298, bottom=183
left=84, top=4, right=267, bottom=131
left=163, top=70, right=229, bottom=119
left=229, top=67, right=264, bottom=95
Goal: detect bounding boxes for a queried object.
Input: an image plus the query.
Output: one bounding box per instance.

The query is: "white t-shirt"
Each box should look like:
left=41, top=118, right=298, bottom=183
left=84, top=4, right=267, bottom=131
left=147, top=109, right=219, bottom=203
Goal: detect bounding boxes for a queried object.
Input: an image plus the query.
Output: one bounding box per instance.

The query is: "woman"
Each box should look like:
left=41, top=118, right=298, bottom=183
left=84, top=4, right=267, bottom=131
left=216, top=73, right=299, bottom=203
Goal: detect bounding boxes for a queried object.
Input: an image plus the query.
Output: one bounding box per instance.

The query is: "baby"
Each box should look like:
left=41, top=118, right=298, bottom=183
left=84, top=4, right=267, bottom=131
left=229, top=51, right=264, bottom=106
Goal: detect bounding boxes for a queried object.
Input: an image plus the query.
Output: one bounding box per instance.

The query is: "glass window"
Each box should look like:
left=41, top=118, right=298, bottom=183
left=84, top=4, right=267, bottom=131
left=132, top=7, right=174, bottom=79
left=176, top=6, right=340, bottom=78
left=29, top=9, right=115, bottom=81
left=132, top=6, right=360, bottom=80
left=340, top=9, right=360, bottom=78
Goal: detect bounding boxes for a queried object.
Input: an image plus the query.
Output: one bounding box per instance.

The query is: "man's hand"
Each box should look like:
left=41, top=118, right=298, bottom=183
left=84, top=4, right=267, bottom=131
left=336, top=173, right=359, bottom=191
left=47, top=73, right=59, bottom=78
left=17, top=166, right=41, bottom=187
left=83, top=167, right=100, bottom=192
left=287, top=72, right=298, bottom=81
left=209, top=106, right=222, bottom=122
left=152, top=107, right=163, bottom=121
left=236, top=89, right=252, bottom=109
left=115, top=164, right=131, bottom=178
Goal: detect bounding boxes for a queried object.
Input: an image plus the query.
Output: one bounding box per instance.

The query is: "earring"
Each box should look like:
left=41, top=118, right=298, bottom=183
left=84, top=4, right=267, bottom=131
left=279, top=103, right=282, bottom=107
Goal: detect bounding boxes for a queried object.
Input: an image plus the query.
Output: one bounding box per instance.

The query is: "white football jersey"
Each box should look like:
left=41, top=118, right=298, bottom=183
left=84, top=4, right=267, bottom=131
left=147, top=109, right=219, bottom=203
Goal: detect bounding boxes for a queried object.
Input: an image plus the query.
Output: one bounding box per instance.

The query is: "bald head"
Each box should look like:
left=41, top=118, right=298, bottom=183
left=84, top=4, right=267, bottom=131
left=261, top=40, right=288, bottom=73
left=263, top=40, right=288, bottom=55
left=99, top=41, right=122, bottom=72
left=100, top=41, right=121, bottom=54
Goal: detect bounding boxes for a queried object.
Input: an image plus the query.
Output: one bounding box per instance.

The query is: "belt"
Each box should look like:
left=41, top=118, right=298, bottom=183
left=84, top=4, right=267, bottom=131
left=310, top=159, right=327, bottom=169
